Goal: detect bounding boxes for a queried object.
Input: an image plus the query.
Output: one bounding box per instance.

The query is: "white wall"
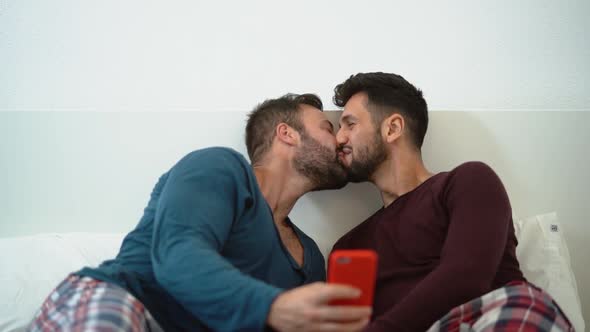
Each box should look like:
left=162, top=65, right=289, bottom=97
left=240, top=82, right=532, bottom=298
left=1, top=0, right=589, bottom=112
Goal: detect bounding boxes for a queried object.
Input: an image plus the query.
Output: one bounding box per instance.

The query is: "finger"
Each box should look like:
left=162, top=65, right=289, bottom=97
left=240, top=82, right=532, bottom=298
left=314, top=318, right=370, bottom=332
left=317, top=284, right=362, bottom=303
left=314, top=305, right=372, bottom=322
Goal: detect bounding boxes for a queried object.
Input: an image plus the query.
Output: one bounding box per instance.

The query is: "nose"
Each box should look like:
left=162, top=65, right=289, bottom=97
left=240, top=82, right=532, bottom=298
left=336, top=127, right=347, bottom=146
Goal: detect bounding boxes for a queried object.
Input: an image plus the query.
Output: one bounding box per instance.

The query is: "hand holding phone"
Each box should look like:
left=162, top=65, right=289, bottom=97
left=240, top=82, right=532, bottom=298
left=327, top=249, right=378, bottom=306
left=266, top=282, right=372, bottom=332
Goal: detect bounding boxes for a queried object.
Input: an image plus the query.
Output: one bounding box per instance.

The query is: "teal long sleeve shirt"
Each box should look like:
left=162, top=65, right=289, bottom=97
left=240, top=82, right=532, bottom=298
left=77, top=147, right=326, bottom=331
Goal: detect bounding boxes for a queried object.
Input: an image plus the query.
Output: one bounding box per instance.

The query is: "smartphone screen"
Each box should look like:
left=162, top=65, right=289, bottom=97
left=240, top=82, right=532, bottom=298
left=327, top=249, right=378, bottom=306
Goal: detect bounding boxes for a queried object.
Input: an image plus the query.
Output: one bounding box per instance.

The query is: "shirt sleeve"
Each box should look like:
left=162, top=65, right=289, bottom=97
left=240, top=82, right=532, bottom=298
left=151, top=148, right=282, bottom=331
left=366, top=162, right=513, bottom=332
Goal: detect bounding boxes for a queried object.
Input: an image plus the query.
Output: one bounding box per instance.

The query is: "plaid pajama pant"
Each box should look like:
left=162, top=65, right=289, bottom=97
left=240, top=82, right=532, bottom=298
left=28, top=275, right=163, bottom=332
left=427, top=281, right=574, bottom=332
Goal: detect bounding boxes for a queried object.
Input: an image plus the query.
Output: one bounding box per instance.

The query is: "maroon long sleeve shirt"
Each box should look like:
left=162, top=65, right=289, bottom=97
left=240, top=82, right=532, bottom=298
left=332, top=162, right=525, bottom=332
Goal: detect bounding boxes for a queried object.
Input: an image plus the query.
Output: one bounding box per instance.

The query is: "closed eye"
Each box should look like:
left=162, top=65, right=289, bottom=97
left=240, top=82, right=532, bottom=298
left=323, top=120, right=335, bottom=134
left=339, top=122, right=355, bottom=129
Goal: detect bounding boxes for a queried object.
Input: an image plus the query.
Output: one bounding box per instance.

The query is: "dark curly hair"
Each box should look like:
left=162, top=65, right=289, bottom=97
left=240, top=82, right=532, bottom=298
left=334, top=72, right=428, bottom=149
left=246, top=93, right=323, bottom=164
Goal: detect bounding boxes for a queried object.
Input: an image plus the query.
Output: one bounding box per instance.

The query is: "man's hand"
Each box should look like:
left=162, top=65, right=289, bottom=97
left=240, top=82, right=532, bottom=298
left=267, top=282, right=372, bottom=332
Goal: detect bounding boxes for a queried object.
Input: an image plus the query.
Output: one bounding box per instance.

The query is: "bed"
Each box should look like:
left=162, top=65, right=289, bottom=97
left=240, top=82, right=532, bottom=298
left=0, top=212, right=585, bottom=331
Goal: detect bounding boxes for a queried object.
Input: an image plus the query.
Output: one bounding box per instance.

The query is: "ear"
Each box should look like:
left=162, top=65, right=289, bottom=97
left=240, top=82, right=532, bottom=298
left=275, top=123, right=300, bottom=146
left=383, top=113, right=404, bottom=144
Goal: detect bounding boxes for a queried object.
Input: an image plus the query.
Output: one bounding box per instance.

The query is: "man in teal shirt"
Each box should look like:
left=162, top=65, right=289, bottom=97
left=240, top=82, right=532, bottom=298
left=29, top=94, right=371, bottom=332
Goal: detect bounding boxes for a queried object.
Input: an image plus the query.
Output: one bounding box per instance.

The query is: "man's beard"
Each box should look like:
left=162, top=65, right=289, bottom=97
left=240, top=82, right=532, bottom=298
left=293, top=133, right=348, bottom=191
left=345, top=132, right=388, bottom=183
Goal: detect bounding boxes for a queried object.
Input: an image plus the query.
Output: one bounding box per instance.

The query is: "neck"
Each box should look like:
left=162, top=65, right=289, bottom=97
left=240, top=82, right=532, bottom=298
left=370, top=147, right=433, bottom=207
left=253, top=158, right=311, bottom=226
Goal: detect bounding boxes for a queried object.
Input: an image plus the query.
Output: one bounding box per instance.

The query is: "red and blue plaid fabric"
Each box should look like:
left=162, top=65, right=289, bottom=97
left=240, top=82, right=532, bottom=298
left=28, top=275, right=162, bottom=332
left=427, top=281, right=574, bottom=332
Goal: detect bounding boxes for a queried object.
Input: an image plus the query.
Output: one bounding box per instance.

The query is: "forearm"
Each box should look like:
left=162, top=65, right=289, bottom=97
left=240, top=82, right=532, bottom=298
left=154, top=242, right=283, bottom=330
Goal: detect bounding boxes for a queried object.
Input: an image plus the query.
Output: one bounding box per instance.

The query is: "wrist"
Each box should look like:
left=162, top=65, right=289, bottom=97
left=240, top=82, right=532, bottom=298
left=266, top=289, right=286, bottom=330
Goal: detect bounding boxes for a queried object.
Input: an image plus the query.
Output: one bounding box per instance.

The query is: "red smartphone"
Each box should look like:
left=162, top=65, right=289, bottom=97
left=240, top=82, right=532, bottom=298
left=327, top=249, right=378, bottom=306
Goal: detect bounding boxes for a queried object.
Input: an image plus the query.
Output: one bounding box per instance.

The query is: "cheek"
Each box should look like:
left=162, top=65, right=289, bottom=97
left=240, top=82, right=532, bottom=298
left=349, top=132, right=362, bottom=147
left=324, top=133, right=338, bottom=146
left=351, top=132, right=371, bottom=153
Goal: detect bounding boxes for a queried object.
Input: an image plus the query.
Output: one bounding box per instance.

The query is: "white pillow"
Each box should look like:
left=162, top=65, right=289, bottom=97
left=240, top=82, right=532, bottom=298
left=514, top=212, right=585, bottom=332
left=0, top=233, right=124, bottom=332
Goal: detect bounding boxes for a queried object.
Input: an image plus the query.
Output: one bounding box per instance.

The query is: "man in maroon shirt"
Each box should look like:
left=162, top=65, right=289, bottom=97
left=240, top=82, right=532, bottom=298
left=331, top=72, right=573, bottom=331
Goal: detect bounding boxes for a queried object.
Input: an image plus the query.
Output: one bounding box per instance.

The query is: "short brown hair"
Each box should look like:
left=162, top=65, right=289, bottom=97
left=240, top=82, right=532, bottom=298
left=246, top=93, right=323, bottom=164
